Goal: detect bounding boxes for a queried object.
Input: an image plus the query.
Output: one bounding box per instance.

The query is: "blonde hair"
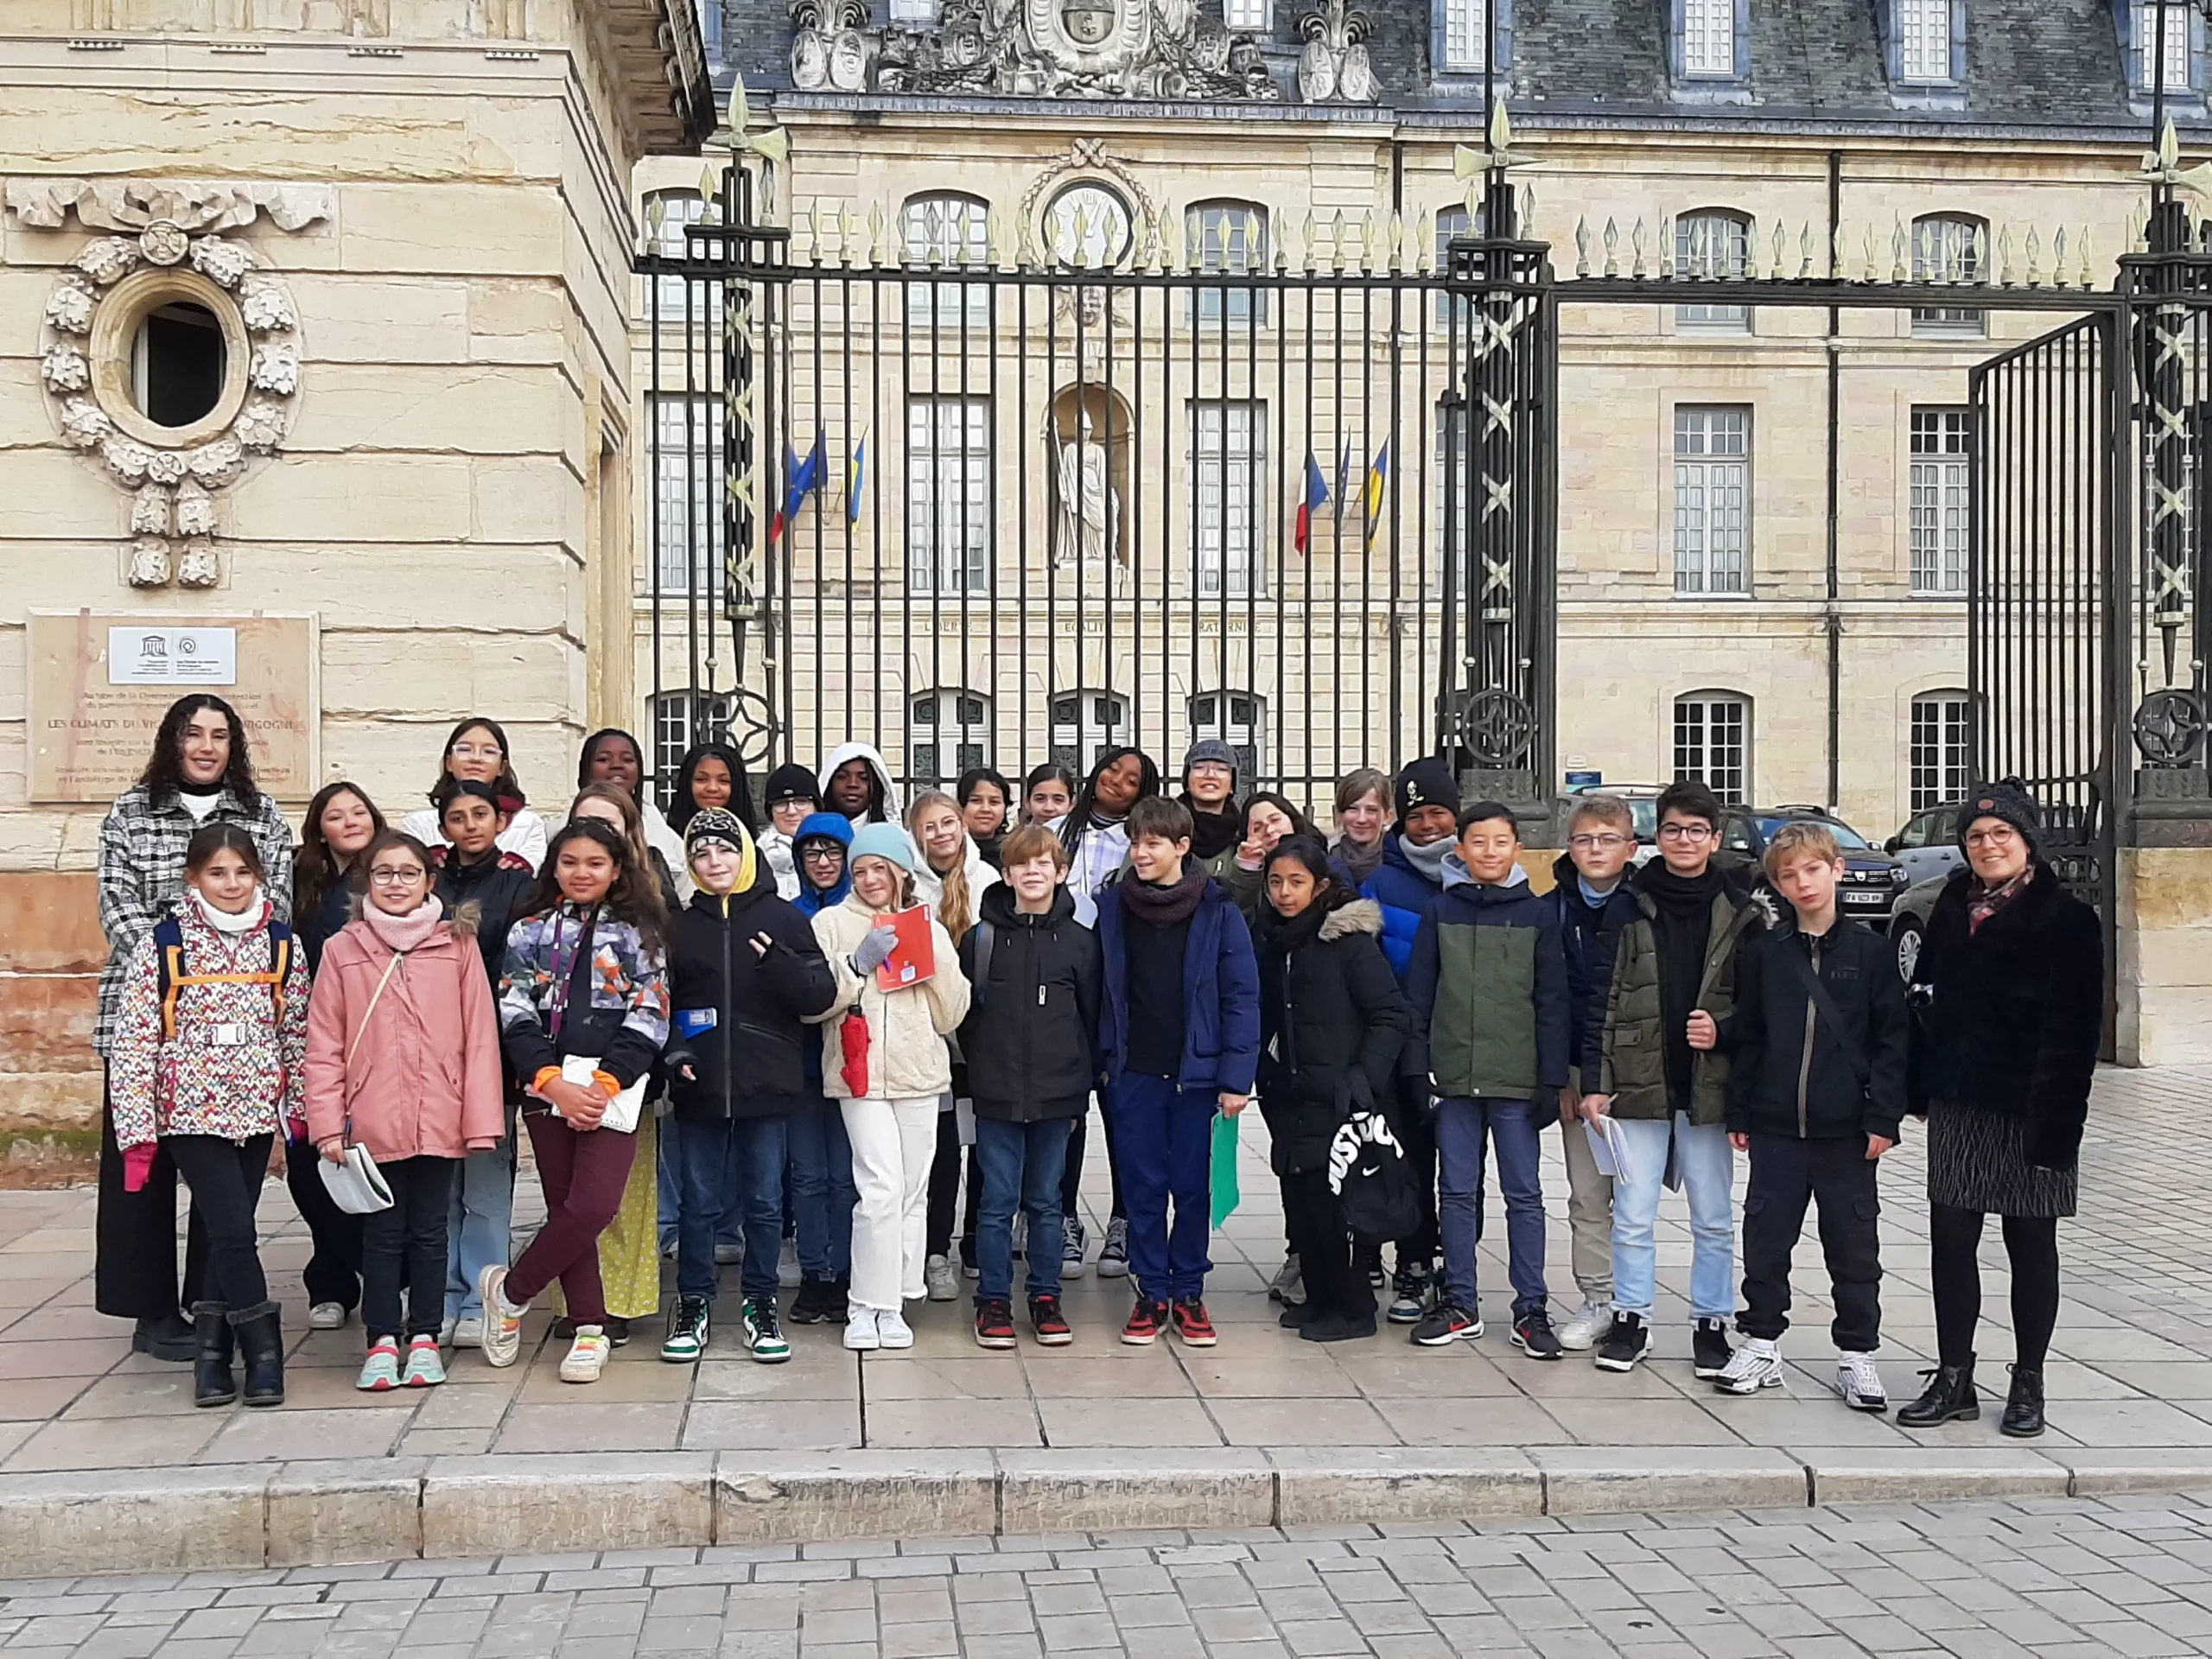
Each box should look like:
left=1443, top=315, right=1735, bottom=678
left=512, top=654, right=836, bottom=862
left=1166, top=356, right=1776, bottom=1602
left=1567, top=793, right=1635, bottom=835
left=1763, top=819, right=1841, bottom=877
left=907, top=789, right=978, bottom=942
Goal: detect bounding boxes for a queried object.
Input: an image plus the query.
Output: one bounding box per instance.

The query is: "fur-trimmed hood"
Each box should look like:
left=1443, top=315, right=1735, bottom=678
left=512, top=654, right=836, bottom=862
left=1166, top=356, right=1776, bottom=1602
left=1318, top=896, right=1383, bottom=942
left=346, top=892, right=481, bottom=939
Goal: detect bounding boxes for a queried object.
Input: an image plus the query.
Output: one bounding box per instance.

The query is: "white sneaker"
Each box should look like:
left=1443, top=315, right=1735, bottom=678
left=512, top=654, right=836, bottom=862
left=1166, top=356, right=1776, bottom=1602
left=925, top=1255, right=959, bottom=1302
left=713, top=1242, right=742, bottom=1266
left=842, top=1309, right=882, bottom=1351
left=1835, top=1351, right=1889, bottom=1412
left=1555, top=1300, right=1611, bottom=1352
left=876, top=1308, right=915, bottom=1349
left=557, top=1325, right=611, bottom=1383
left=308, top=1300, right=346, bottom=1331
left=451, top=1314, right=484, bottom=1351
left=477, top=1264, right=525, bottom=1369
left=1713, top=1336, right=1785, bottom=1395
left=778, top=1238, right=802, bottom=1288
left=437, top=1316, right=457, bottom=1346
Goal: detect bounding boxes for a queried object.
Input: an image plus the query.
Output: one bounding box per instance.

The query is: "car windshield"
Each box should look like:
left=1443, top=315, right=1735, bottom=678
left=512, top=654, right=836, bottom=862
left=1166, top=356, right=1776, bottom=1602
left=1625, top=799, right=1658, bottom=840
left=1758, top=816, right=1872, bottom=850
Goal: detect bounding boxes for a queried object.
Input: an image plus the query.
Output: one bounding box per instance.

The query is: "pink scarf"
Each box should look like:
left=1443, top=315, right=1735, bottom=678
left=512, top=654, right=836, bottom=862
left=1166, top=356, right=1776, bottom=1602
left=363, top=895, right=446, bottom=953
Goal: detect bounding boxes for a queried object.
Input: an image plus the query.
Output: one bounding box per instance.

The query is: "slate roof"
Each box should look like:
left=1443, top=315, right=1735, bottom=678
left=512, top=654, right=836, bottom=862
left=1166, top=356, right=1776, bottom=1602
left=706, top=0, right=2171, bottom=132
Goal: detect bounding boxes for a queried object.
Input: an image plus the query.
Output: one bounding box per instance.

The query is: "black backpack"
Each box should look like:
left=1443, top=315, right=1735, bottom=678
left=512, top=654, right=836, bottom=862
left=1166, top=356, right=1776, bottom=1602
left=1327, top=1111, right=1421, bottom=1242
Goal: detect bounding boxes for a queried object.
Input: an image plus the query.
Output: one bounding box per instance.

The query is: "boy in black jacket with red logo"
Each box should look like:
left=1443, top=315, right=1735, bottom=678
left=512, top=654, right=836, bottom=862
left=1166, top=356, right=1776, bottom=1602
left=1718, top=821, right=1909, bottom=1411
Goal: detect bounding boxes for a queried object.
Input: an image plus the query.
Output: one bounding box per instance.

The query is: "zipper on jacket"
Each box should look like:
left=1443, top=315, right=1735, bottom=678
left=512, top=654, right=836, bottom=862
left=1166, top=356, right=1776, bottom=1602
left=1794, top=934, right=1821, bottom=1137
left=719, top=895, right=734, bottom=1119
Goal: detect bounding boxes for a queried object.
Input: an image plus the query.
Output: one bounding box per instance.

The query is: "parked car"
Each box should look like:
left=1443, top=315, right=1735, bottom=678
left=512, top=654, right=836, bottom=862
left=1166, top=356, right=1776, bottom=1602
left=1562, top=783, right=1665, bottom=866
left=1886, top=802, right=1968, bottom=886
left=1710, top=804, right=1913, bottom=926
left=1887, top=873, right=1948, bottom=982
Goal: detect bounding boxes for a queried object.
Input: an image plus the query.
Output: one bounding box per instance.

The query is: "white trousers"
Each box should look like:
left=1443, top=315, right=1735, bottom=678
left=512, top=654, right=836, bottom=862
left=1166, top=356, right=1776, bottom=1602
left=840, top=1096, right=938, bottom=1312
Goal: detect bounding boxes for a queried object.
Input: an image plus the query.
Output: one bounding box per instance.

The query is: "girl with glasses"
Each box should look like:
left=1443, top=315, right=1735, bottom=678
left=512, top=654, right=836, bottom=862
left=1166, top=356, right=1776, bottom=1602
left=399, top=717, right=550, bottom=873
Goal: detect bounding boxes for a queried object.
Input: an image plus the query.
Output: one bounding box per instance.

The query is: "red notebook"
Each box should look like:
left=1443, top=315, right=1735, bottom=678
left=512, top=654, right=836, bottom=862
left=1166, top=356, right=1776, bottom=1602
left=875, top=905, right=936, bottom=990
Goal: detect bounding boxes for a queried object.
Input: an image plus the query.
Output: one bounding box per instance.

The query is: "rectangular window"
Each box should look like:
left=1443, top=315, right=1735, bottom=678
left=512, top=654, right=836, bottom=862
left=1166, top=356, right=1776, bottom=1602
left=1899, top=0, right=1951, bottom=79
left=1681, top=0, right=1735, bottom=75
left=1674, top=695, right=1749, bottom=804
left=1910, top=407, right=1969, bottom=595
left=1910, top=694, right=1972, bottom=810
left=889, top=0, right=937, bottom=21
left=1223, top=0, right=1268, bottom=28
left=1191, top=401, right=1266, bottom=598
left=1439, top=0, right=1484, bottom=71
left=649, top=394, right=719, bottom=593
left=1189, top=205, right=1267, bottom=326
left=645, top=193, right=708, bottom=318
left=1675, top=213, right=1750, bottom=332
left=2138, top=0, right=2191, bottom=88
left=903, top=196, right=988, bottom=326
left=1910, top=216, right=1984, bottom=336
left=654, top=691, right=730, bottom=804
left=1672, top=406, right=1749, bottom=594
left=907, top=397, right=990, bottom=595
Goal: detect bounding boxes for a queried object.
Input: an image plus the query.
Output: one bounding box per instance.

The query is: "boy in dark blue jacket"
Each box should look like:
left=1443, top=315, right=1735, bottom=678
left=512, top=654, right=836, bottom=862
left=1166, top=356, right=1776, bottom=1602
left=1096, top=796, right=1260, bottom=1348
left=1358, top=756, right=1462, bottom=1321
left=1403, top=803, right=1570, bottom=1357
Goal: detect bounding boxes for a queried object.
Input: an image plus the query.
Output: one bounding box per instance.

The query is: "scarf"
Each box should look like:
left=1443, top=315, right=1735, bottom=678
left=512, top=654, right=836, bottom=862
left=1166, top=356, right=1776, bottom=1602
left=1117, top=865, right=1208, bottom=927
left=1332, top=834, right=1385, bottom=887
left=1185, top=801, right=1241, bottom=863
left=363, top=895, right=446, bottom=953
left=1396, top=832, right=1453, bottom=887
left=186, top=885, right=265, bottom=935
left=1637, top=862, right=1726, bottom=1109
left=1967, top=864, right=2033, bottom=934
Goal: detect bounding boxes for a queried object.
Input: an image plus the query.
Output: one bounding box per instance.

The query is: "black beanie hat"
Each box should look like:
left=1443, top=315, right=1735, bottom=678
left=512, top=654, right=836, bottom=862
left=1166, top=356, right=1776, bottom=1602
left=1394, top=756, right=1462, bottom=822
left=765, top=762, right=818, bottom=806
left=1957, top=779, right=2042, bottom=855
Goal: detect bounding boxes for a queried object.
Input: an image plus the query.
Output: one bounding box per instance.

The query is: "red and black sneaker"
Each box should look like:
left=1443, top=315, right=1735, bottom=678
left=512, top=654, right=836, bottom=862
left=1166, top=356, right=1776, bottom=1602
left=1120, top=1297, right=1167, bottom=1346
left=974, top=1300, right=1017, bottom=1350
left=1029, top=1294, right=1073, bottom=1346
left=1170, top=1297, right=1218, bottom=1348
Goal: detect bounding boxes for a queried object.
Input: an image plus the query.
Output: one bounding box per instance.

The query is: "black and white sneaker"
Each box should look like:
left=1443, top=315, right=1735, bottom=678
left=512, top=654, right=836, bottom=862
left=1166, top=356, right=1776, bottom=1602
left=1691, top=1317, right=1733, bottom=1380
left=1386, top=1262, right=1431, bottom=1325
left=1511, top=1308, right=1564, bottom=1360
left=1096, top=1217, right=1130, bottom=1279
left=1593, top=1311, right=1652, bottom=1373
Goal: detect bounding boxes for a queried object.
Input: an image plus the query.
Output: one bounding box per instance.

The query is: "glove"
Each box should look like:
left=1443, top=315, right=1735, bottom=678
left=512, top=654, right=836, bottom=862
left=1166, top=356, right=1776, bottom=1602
left=852, top=925, right=899, bottom=976
left=122, top=1142, right=156, bottom=1194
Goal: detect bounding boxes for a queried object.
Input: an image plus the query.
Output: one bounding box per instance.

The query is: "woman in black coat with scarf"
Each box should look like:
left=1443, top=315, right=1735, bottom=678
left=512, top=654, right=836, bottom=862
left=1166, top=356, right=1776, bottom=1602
left=1255, top=836, right=1410, bottom=1343
left=1899, top=781, right=2101, bottom=1439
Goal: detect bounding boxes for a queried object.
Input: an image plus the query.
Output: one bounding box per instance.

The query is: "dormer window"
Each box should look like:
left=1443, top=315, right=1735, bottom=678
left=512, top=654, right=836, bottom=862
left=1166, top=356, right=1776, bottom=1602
left=1898, top=0, right=1952, bottom=80
left=888, top=0, right=936, bottom=22
left=1439, top=0, right=1483, bottom=70
left=1224, top=0, right=1270, bottom=30
left=2132, top=0, right=2195, bottom=92
left=1681, top=0, right=1735, bottom=76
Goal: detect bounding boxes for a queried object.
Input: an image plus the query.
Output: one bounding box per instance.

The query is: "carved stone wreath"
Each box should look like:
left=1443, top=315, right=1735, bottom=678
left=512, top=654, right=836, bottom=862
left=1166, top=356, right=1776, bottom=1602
left=13, top=181, right=323, bottom=590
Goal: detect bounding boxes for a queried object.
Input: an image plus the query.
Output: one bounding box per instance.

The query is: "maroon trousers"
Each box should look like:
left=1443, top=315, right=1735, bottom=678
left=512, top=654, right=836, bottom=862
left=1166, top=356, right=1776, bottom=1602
left=505, top=1112, right=638, bottom=1324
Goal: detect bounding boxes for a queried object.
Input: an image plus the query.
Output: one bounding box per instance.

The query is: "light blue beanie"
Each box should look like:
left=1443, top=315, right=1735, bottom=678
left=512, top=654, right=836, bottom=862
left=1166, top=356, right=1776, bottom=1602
left=848, top=822, right=916, bottom=874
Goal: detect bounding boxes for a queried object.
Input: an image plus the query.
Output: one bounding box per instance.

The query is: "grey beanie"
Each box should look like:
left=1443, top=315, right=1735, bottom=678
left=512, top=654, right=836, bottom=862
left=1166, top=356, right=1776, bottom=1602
left=1182, top=738, right=1240, bottom=779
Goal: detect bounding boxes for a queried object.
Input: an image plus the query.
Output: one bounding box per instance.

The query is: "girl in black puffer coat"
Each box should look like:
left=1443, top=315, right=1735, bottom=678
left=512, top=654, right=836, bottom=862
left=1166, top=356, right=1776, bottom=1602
left=1255, top=836, right=1410, bottom=1343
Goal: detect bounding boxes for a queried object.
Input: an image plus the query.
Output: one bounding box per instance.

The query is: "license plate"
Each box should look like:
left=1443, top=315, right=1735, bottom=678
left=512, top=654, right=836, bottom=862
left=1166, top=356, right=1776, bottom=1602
left=1842, top=891, right=1886, bottom=906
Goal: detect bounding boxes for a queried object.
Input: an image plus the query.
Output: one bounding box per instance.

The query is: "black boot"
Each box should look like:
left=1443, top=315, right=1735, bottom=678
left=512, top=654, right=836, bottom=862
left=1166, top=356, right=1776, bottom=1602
left=232, top=1302, right=285, bottom=1408
left=2000, top=1364, right=2045, bottom=1439
left=132, top=1308, right=195, bottom=1363
left=1897, top=1361, right=1980, bottom=1427
left=191, top=1302, right=235, bottom=1408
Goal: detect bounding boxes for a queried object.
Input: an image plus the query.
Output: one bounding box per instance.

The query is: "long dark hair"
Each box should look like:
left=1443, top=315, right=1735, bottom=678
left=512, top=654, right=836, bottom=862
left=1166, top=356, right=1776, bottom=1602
left=520, top=817, right=666, bottom=951
left=425, top=716, right=525, bottom=810
left=1058, top=746, right=1161, bottom=855
left=670, top=741, right=757, bottom=835
left=293, top=781, right=388, bottom=921
left=137, top=694, right=260, bottom=811
left=1243, top=791, right=1316, bottom=844
left=1259, top=835, right=1344, bottom=929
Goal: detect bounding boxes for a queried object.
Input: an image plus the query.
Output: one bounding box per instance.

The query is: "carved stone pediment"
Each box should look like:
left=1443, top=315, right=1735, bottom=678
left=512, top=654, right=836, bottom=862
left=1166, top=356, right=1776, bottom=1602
left=4, top=178, right=334, bottom=236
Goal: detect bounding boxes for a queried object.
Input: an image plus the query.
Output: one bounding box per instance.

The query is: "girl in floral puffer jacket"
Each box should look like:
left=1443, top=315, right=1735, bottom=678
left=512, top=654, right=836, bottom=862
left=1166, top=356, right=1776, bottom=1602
left=109, top=823, right=309, bottom=1411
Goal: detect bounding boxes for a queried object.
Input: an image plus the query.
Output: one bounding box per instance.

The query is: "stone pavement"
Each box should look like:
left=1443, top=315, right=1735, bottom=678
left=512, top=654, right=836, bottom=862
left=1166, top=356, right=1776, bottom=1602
left=0, top=1068, right=2203, bottom=1570
left=10, top=1493, right=2212, bottom=1656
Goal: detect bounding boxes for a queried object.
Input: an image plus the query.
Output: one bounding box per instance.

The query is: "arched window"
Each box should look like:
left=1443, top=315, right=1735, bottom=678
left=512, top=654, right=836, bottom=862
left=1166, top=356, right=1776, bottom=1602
left=909, top=688, right=992, bottom=790
left=1675, top=209, right=1751, bottom=332
left=1673, top=690, right=1751, bottom=803
left=1910, top=690, right=1972, bottom=810
left=1188, top=200, right=1268, bottom=326
left=1189, top=691, right=1267, bottom=784
left=1050, top=690, right=1128, bottom=776
left=652, top=689, right=732, bottom=805
left=1910, top=213, right=1985, bottom=336
left=1433, top=204, right=1485, bottom=325
left=902, top=192, right=990, bottom=325
left=643, top=188, right=707, bottom=316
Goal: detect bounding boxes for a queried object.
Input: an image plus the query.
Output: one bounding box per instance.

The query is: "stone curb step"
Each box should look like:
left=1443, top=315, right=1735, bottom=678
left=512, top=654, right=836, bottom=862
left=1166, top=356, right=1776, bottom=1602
left=6, top=1446, right=2199, bottom=1577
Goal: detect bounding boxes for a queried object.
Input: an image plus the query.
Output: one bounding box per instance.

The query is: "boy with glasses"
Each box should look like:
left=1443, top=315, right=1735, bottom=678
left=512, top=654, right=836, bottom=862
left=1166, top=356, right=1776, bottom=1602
left=1545, top=795, right=1640, bottom=1351
left=1582, top=781, right=1763, bottom=1376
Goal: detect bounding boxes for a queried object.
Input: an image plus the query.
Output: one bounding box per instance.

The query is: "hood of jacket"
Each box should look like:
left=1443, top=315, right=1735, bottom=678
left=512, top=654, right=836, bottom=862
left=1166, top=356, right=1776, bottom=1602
left=912, top=831, right=998, bottom=912
left=978, top=881, right=1077, bottom=929
left=1440, top=855, right=1532, bottom=898
left=791, top=810, right=855, bottom=913
left=817, top=741, right=900, bottom=823
left=1317, top=896, right=1384, bottom=942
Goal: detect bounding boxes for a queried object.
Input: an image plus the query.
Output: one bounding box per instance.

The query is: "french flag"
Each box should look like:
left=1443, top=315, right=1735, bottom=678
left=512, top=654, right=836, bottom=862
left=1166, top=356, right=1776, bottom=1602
left=1294, top=450, right=1329, bottom=555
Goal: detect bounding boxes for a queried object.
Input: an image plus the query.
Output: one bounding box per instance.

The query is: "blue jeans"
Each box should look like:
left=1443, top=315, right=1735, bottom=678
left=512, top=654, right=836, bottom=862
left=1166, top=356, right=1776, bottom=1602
left=443, top=1140, right=516, bottom=1323
left=659, top=1120, right=744, bottom=1255
left=788, top=1090, right=855, bottom=1283
left=1609, top=1111, right=1736, bottom=1323
left=1435, top=1096, right=1548, bottom=1318
left=676, top=1115, right=788, bottom=1301
left=974, top=1116, right=1070, bottom=1306
left=1109, top=1073, right=1215, bottom=1303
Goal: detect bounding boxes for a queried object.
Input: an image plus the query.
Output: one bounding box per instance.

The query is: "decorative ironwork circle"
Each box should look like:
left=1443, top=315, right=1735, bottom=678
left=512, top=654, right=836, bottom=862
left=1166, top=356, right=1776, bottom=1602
left=2133, top=687, right=2206, bottom=766
left=1455, top=688, right=1535, bottom=767
left=724, top=685, right=782, bottom=771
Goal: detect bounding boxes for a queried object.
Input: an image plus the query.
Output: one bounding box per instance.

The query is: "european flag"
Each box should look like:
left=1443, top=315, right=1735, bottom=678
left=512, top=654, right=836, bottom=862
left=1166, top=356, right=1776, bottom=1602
left=1294, top=451, right=1329, bottom=555
left=769, top=434, right=823, bottom=543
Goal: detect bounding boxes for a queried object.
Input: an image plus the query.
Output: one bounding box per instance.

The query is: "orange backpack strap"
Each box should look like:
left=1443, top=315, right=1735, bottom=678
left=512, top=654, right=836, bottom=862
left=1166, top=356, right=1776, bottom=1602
left=154, top=915, right=296, bottom=1036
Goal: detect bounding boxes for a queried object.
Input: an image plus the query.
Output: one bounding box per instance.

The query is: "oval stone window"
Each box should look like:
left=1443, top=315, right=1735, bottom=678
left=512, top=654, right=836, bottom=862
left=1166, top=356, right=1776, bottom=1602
left=134, top=301, right=226, bottom=429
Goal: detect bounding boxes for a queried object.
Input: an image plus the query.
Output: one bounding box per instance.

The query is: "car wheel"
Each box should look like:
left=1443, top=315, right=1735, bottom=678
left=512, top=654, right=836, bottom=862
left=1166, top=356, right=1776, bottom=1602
left=1892, top=917, right=1924, bottom=983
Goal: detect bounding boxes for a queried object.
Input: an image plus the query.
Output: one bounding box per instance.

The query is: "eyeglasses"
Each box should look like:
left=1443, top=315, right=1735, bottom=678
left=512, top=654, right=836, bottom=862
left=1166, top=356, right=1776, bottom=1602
left=1568, top=834, right=1630, bottom=851
left=451, top=744, right=503, bottom=760
left=1657, top=823, right=1715, bottom=842
left=800, top=846, right=843, bottom=862
left=369, top=867, right=425, bottom=885
left=1964, top=827, right=2018, bottom=848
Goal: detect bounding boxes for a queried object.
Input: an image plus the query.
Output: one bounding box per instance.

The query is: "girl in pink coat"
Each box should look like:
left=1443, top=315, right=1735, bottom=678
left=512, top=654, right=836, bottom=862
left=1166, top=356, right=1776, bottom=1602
left=304, top=831, right=505, bottom=1390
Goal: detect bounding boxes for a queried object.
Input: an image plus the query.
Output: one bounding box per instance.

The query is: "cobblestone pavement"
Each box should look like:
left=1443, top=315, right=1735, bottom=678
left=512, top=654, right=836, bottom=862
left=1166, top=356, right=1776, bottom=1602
left=0, top=1066, right=2199, bottom=1469
left=9, top=1495, right=2212, bottom=1656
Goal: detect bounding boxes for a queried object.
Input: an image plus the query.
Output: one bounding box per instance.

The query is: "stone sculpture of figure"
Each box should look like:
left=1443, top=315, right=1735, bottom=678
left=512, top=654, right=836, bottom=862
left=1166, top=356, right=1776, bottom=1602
left=1054, top=410, right=1117, bottom=565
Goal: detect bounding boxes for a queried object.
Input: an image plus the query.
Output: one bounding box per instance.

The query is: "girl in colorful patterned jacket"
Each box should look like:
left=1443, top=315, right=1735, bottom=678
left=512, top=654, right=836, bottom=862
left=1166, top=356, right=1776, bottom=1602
left=477, top=818, right=671, bottom=1384
left=108, top=823, right=310, bottom=1411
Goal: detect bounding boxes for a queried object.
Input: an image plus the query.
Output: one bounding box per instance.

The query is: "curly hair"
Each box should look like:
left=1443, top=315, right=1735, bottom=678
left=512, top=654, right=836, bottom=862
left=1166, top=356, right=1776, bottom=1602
left=137, top=694, right=261, bottom=811
left=520, top=817, right=667, bottom=952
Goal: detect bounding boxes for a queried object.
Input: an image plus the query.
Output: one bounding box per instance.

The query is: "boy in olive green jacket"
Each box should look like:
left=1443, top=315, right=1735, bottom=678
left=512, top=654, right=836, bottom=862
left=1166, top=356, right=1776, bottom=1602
left=1402, top=803, right=1570, bottom=1357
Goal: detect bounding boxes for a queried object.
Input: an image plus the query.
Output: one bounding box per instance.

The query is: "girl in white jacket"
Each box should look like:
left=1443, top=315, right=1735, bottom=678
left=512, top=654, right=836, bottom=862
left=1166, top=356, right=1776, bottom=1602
left=808, top=823, right=971, bottom=1351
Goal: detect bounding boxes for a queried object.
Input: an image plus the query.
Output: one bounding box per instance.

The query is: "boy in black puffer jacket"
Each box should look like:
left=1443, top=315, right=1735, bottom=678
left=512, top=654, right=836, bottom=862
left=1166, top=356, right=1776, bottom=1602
left=957, top=823, right=1103, bottom=1351
left=1255, top=837, right=1409, bottom=1343
left=1718, top=821, right=1908, bottom=1411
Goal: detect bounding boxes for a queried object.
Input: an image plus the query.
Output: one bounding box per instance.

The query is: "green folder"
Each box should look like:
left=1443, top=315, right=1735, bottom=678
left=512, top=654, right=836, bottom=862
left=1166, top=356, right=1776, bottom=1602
left=1210, top=1110, right=1242, bottom=1229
